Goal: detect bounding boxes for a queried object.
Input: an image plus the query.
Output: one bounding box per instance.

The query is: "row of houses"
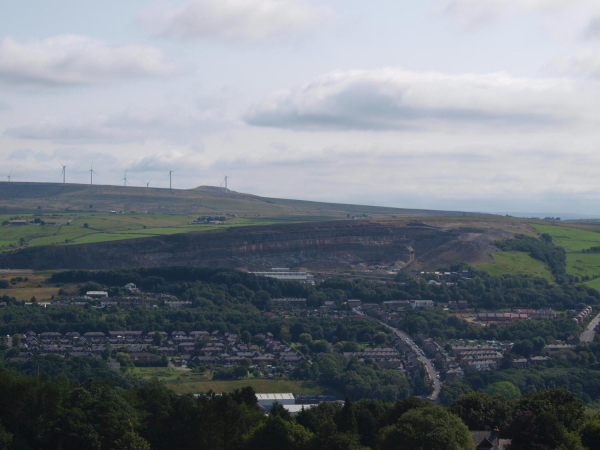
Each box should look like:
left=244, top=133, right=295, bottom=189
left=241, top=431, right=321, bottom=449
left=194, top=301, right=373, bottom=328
left=475, top=307, right=557, bottom=325
left=420, top=337, right=464, bottom=379
left=342, top=347, right=404, bottom=370
left=574, top=306, right=593, bottom=324
left=448, top=345, right=506, bottom=373
left=9, top=330, right=306, bottom=369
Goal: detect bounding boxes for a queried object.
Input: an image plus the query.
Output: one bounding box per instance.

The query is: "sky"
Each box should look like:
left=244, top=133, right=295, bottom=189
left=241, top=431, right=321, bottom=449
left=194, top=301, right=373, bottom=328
left=2, top=0, right=600, bottom=215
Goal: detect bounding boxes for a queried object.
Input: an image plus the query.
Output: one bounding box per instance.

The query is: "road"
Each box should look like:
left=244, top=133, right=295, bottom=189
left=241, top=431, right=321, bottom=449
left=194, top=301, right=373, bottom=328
left=380, top=321, right=441, bottom=402
left=580, top=311, right=600, bottom=343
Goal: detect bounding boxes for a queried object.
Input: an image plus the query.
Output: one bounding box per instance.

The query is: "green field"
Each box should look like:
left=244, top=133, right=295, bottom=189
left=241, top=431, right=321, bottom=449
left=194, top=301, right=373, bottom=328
left=585, top=278, right=600, bottom=292
left=127, top=367, right=328, bottom=396
left=475, top=251, right=554, bottom=281
left=169, top=379, right=327, bottom=396
left=567, top=253, right=600, bottom=278
left=527, top=223, right=600, bottom=281
left=0, top=272, right=61, bottom=302
left=531, top=223, right=600, bottom=252
left=0, top=213, right=301, bottom=252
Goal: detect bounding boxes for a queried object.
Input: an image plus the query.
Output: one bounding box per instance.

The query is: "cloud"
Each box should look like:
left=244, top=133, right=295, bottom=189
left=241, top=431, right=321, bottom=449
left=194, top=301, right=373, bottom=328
left=583, top=17, right=600, bottom=39
left=4, top=106, right=235, bottom=145
left=245, top=68, right=579, bottom=131
left=0, top=35, right=174, bottom=86
left=554, top=49, right=600, bottom=78
left=442, top=0, right=589, bottom=26
left=140, top=0, right=334, bottom=41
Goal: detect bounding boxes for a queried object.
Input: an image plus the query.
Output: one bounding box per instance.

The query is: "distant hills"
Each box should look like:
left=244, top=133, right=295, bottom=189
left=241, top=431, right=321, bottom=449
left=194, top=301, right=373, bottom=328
left=0, top=182, right=477, bottom=217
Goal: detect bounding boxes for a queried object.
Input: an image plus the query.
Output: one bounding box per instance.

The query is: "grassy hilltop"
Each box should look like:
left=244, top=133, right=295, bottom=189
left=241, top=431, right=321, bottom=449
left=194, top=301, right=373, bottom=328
left=0, top=181, right=471, bottom=217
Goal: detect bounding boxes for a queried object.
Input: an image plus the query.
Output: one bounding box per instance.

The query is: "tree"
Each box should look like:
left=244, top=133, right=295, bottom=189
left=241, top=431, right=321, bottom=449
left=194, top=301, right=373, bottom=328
left=581, top=419, right=600, bottom=450
left=11, top=334, right=20, bottom=348
left=270, top=402, right=292, bottom=421
left=279, top=326, right=291, bottom=343
left=532, top=336, right=546, bottom=353
left=114, top=431, right=151, bottom=450
left=233, top=366, right=247, bottom=378
left=241, top=331, right=252, bottom=344
left=378, top=405, right=472, bottom=450
left=116, top=353, right=130, bottom=366
left=486, top=381, right=521, bottom=401
left=152, top=332, right=163, bottom=347
left=101, top=346, right=111, bottom=361
left=243, top=415, right=313, bottom=450
left=338, top=398, right=358, bottom=434
left=0, top=423, right=12, bottom=449
left=83, top=223, right=89, bottom=229
left=450, top=392, right=512, bottom=431
left=252, top=290, right=272, bottom=311
left=299, top=333, right=313, bottom=346
left=373, top=332, right=387, bottom=346
left=439, top=378, right=473, bottom=406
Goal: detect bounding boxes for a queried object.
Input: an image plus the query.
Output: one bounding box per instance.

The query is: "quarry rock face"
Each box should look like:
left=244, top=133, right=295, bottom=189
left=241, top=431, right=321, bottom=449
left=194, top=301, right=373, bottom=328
left=0, top=220, right=503, bottom=271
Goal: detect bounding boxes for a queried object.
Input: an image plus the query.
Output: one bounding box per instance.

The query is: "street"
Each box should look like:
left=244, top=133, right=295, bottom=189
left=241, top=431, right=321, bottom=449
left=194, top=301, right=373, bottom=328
left=379, top=321, right=441, bottom=402
left=580, top=311, right=600, bottom=343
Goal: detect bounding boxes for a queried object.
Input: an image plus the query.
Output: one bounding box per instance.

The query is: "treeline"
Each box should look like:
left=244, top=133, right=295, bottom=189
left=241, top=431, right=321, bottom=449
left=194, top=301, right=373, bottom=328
left=2, top=354, right=142, bottom=389
left=400, top=308, right=582, bottom=343
left=47, top=265, right=600, bottom=312
left=0, top=369, right=595, bottom=450
left=441, top=366, right=600, bottom=407
left=495, top=233, right=567, bottom=279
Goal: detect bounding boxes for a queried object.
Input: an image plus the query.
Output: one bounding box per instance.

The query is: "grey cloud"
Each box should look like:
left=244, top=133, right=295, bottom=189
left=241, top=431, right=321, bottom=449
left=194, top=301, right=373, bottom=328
left=0, top=35, right=174, bottom=86
left=8, top=148, right=55, bottom=162
left=583, top=17, right=600, bottom=39
left=245, top=69, right=571, bottom=131
left=5, top=107, right=235, bottom=145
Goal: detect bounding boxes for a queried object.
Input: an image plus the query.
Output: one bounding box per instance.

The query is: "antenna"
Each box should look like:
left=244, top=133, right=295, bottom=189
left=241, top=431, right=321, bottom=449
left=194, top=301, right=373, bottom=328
left=89, top=163, right=98, bottom=185
left=167, top=167, right=174, bottom=190
left=57, top=160, right=67, bottom=184
left=145, top=180, right=152, bottom=188
left=121, top=170, right=129, bottom=187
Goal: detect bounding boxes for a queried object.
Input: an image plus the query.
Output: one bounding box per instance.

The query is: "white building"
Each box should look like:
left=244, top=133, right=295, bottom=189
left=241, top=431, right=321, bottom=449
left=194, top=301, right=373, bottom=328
left=86, top=291, right=108, bottom=298
left=256, top=393, right=295, bottom=411
left=251, top=268, right=314, bottom=284
left=410, top=300, right=434, bottom=309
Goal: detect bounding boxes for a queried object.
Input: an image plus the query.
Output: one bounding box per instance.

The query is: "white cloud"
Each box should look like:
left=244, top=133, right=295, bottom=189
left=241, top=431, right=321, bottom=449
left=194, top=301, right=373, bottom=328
left=245, top=68, right=588, bottom=131
left=0, top=35, right=174, bottom=85
left=140, top=0, right=334, bottom=41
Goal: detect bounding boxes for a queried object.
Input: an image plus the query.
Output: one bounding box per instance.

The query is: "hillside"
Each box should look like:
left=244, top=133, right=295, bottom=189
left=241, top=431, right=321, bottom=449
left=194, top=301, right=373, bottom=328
left=0, top=217, right=529, bottom=271
left=0, top=182, right=474, bottom=217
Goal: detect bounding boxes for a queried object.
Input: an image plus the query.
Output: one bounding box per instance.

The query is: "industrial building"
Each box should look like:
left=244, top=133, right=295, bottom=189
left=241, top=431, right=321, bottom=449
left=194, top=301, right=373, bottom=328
left=251, top=268, right=314, bottom=284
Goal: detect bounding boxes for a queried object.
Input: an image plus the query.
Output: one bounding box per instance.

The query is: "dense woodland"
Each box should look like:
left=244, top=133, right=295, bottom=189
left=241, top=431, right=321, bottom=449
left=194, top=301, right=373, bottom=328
left=0, top=370, right=596, bottom=450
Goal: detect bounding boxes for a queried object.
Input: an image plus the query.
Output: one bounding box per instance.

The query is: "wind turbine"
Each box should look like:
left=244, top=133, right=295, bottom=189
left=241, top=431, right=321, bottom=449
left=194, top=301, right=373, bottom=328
left=220, top=170, right=228, bottom=194
left=167, top=167, right=174, bottom=190
left=57, top=160, right=67, bottom=184
left=145, top=180, right=152, bottom=188
left=89, top=163, right=98, bottom=185
left=6, top=173, right=11, bottom=182
left=121, top=170, right=130, bottom=187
